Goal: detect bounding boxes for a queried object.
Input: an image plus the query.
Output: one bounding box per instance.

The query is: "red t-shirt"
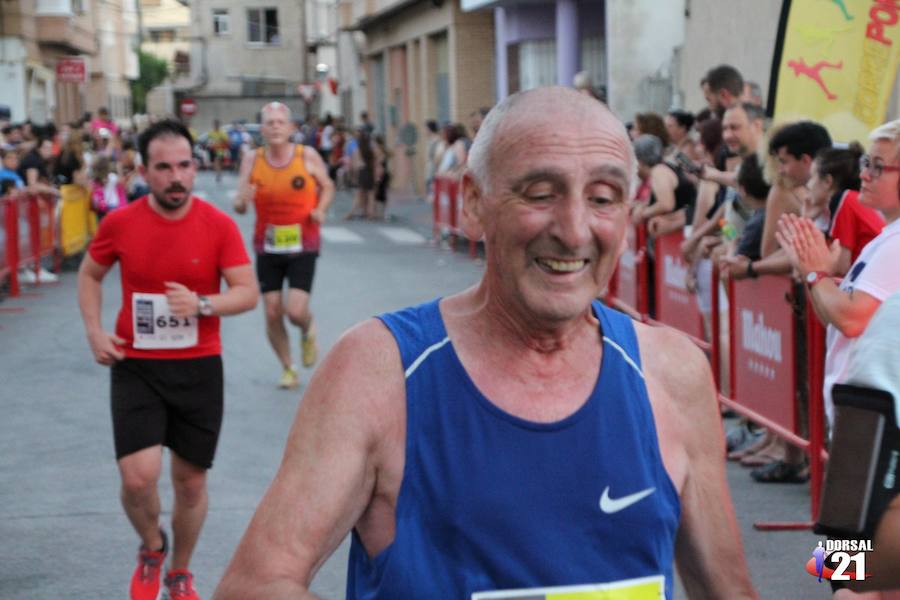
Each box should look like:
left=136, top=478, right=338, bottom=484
left=828, top=190, right=885, bottom=263
left=89, top=197, right=250, bottom=359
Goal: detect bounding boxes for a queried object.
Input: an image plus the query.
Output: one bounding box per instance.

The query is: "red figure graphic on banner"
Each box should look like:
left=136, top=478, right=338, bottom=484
left=787, top=58, right=843, bottom=100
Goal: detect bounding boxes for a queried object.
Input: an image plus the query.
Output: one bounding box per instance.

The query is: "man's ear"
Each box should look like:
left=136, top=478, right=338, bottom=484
left=460, top=171, right=486, bottom=242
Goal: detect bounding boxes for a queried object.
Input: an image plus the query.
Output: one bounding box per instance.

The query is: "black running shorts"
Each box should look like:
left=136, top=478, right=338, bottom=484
left=255, top=251, right=318, bottom=294
left=111, top=356, right=224, bottom=469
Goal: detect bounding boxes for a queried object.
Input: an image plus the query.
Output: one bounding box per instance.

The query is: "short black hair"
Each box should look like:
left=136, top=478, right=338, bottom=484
left=667, top=109, right=695, bottom=131
left=426, top=120, right=438, bottom=133
left=737, top=153, right=770, bottom=200
left=705, top=64, right=744, bottom=97
left=768, top=120, right=832, bottom=160
left=137, top=119, right=194, bottom=166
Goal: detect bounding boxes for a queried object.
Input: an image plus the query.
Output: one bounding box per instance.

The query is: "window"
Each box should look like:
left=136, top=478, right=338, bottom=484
left=149, top=29, right=176, bottom=43
left=517, top=39, right=557, bottom=91
left=241, top=79, right=287, bottom=95
left=247, top=8, right=279, bottom=45
left=213, top=9, right=230, bottom=36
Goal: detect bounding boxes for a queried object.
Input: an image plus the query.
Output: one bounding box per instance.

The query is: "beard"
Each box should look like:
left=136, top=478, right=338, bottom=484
left=151, top=183, right=191, bottom=212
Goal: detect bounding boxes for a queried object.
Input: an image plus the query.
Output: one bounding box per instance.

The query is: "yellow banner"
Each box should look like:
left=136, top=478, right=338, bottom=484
left=59, top=184, right=96, bottom=256
left=772, top=0, right=900, bottom=142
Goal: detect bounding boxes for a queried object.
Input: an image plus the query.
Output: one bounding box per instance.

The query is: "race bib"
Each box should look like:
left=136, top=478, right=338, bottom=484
left=132, top=293, right=198, bottom=349
left=472, top=575, right=665, bottom=600
left=264, top=223, right=303, bottom=254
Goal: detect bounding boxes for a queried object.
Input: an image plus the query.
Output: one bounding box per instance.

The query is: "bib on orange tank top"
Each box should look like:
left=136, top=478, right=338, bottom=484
left=249, top=144, right=321, bottom=253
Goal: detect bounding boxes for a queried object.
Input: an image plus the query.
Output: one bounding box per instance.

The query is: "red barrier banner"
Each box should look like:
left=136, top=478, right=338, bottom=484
left=615, top=225, right=640, bottom=313
left=654, top=231, right=704, bottom=339
left=731, top=275, right=797, bottom=433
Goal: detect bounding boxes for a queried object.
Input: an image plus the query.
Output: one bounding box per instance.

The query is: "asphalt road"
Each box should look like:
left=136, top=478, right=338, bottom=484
left=0, top=171, right=829, bottom=599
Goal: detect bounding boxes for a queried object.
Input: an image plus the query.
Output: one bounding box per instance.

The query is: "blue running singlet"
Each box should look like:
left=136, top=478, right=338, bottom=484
left=347, top=299, right=680, bottom=599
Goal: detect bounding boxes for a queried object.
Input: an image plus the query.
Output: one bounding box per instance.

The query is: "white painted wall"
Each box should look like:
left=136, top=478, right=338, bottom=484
left=36, top=0, right=75, bottom=14
left=0, top=38, right=27, bottom=121
left=605, top=0, right=684, bottom=119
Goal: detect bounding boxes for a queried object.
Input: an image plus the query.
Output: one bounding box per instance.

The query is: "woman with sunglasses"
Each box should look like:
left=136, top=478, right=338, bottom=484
left=777, top=119, right=900, bottom=429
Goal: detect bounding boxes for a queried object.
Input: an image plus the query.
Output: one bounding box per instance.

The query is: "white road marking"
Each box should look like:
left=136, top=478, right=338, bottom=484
left=377, top=226, right=427, bottom=244
left=321, top=226, right=365, bottom=244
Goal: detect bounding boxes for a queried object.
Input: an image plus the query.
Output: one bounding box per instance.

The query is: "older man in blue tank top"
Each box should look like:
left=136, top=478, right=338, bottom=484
left=215, top=87, right=758, bottom=600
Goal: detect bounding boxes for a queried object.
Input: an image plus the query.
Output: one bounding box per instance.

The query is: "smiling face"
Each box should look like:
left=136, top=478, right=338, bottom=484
left=722, top=106, right=755, bottom=155
left=468, top=94, right=632, bottom=325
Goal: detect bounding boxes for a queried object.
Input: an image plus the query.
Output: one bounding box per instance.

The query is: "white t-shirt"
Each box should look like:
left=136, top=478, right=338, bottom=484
left=824, top=217, right=900, bottom=425
left=844, top=292, right=900, bottom=429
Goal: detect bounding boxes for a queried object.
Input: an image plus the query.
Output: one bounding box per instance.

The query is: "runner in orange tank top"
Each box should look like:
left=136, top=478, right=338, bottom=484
left=234, top=102, right=335, bottom=389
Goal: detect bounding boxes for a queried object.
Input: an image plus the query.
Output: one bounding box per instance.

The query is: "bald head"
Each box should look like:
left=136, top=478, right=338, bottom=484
left=468, top=87, right=634, bottom=196
left=261, top=101, right=292, bottom=121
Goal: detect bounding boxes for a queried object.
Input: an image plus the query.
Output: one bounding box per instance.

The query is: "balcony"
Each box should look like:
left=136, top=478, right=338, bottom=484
left=36, top=13, right=97, bottom=54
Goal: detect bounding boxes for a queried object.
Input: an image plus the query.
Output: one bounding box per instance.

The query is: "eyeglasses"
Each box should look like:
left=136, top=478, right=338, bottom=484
left=859, top=155, right=900, bottom=179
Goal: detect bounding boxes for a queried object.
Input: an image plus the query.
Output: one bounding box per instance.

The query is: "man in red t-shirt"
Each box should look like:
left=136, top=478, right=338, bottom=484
left=77, top=120, right=258, bottom=600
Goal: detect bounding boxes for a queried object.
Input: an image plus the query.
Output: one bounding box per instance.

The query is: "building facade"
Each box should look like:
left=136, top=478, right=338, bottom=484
left=139, top=0, right=191, bottom=76
left=185, top=0, right=310, bottom=131
left=462, top=0, right=684, bottom=121
left=342, top=0, right=496, bottom=194
left=0, top=0, right=137, bottom=125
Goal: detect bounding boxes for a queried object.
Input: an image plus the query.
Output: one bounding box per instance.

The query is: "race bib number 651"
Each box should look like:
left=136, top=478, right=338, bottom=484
left=132, top=293, right=198, bottom=349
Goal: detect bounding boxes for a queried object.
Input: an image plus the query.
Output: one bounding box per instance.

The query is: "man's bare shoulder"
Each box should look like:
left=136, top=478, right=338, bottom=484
left=318, top=318, right=401, bottom=390
left=302, top=319, right=405, bottom=426
left=632, top=320, right=715, bottom=408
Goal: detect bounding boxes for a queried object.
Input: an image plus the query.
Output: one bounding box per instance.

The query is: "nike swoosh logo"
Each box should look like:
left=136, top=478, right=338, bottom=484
left=599, top=486, right=656, bottom=514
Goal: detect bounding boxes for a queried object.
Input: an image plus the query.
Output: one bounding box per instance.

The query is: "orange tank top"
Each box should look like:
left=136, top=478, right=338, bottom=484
left=249, top=145, right=320, bottom=253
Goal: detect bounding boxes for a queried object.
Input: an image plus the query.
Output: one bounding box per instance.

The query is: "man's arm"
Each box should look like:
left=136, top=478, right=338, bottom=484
left=77, top=253, right=125, bottom=365
left=304, top=146, right=335, bottom=222
left=700, top=165, right=737, bottom=189
left=640, top=326, right=757, bottom=599
left=214, top=319, right=403, bottom=599
left=233, top=151, right=256, bottom=214
left=164, top=264, right=259, bottom=318
left=681, top=203, right=724, bottom=259
left=760, top=185, right=803, bottom=258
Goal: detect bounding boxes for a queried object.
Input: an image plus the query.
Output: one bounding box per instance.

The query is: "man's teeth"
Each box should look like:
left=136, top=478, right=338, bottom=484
left=537, top=258, right=586, bottom=272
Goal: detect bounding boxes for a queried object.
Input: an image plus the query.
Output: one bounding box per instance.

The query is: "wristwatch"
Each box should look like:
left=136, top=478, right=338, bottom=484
left=745, top=261, right=758, bottom=279
left=805, top=271, right=830, bottom=289
left=198, top=295, right=213, bottom=317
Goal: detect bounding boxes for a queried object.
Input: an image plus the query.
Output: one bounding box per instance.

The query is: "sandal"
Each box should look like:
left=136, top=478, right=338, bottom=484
left=750, top=460, right=809, bottom=484
left=726, top=428, right=765, bottom=458
left=740, top=451, right=784, bottom=467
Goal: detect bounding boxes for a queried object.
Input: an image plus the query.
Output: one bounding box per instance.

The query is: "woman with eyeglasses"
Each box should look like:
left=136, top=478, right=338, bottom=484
left=804, top=142, right=885, bottom=274
left=777, top=119, right=900, bottom=428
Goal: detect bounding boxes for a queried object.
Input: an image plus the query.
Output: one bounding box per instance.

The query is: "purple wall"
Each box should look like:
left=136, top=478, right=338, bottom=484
left=503, top=4, right=556, bottom=45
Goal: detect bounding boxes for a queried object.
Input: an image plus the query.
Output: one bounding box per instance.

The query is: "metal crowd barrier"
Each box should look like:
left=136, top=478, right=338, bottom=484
left=0, top=192, right=61, bottom=302
left=431, top=175, right=478, bottom=259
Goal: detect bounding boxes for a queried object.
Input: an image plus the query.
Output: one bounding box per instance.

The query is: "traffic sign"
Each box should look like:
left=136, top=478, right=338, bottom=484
left=179, top=97, right=197, bottom=116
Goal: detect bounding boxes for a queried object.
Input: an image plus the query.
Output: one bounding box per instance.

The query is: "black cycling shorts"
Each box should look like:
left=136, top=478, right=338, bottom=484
left=256, top=251, right=318, bottom=294
left=111, top=356, right=224, bottom=469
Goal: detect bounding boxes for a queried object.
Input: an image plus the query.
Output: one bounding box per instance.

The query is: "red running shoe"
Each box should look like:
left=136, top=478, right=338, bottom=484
left=164, top=569, right=201, bottom=600
left=130, top=529, right=168, bottom=600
